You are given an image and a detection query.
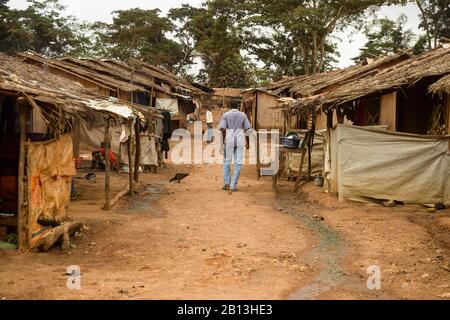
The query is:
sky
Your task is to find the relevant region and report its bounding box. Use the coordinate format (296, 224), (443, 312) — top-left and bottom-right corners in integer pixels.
(8, 0), (422, 68)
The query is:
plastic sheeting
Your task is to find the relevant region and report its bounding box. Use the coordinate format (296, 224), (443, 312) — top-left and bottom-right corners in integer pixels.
(27, 134), (76, 248)
(79, 119), (127, 156)
(79, 119), (158, 166)
(327, 125), (450, 204)
(85, 99), (144, 120)
(120, 135), (158, 166)
(156, 98), (179, 116)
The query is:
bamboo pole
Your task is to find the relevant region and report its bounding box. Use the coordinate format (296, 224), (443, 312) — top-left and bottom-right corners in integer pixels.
(134, 119), (141, 183)
(150, 85), (154, 107)
(128, 120), (135, 198)
(307, 111), (317, 180)
(73, 116), (81, 158)
(17, 97), (27, 250)
(104, 118), (111, 210)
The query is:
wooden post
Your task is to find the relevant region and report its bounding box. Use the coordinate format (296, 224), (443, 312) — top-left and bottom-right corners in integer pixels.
(326, 109), (333, 129)
(73, 117), (81, 159)
(252, 93), (261, 180)
(134, 119), (141, 183)
(104, 118), (111, 210)
(130, 65), (135, 104)
(150, 86), (154, 107)
(17, 97), (28, 250)
(307, 111), (317, 180)
(128, 121), (134, 198)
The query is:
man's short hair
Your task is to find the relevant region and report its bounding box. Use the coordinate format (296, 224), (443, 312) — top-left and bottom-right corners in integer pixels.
(230, 99), (240, 110)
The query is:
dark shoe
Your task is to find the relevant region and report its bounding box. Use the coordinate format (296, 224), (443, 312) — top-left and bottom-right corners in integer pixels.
(223, 185), (230, 191)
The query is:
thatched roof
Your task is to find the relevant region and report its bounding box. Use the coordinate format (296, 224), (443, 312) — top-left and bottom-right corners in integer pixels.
(269, 52), (412, 98)
(19, 53), (206, 96)
(18, 53), (146, 93)
(0, 53), (160, 129)
(289, 44), (450, 114)
(61, 57), (203, 95)
(429, 74), (450, 95)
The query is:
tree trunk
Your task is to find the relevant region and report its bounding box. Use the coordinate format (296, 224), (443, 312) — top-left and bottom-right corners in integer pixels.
(104, 119), (111, 210)
(37, 222), (83, 252)
(128, 129), (135, 198)
(17, 97), (28, 250)
(312, 31), (318, 74)
(318, 37), (326, 72)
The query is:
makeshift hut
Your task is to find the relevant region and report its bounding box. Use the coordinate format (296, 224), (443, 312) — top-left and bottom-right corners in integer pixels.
(212, 88), (244, 109)
(19, 53), (208, 130)
(241, 88), (285, 131)
(281, 44), (450, 204)
(289, 44), (450, 135)
(0, 53), (160, 251)
(269, 51), (412, 130)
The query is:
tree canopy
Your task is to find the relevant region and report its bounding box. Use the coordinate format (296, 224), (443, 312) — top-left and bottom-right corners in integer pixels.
(0, 0), (448, 87)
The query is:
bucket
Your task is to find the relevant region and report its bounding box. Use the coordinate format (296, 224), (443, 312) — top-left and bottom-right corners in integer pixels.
(314, 176), (324, 187)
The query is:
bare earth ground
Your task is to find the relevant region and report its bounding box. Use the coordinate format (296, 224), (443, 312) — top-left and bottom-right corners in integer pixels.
(0, 162), (449, 300)
(1, 109), (449, 300)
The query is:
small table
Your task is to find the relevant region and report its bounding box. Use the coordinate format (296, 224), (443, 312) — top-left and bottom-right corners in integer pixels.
(272, 145), (307, 192)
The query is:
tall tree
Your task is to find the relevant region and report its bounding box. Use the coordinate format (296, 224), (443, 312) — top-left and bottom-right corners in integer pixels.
(415, 0), (450, 49)
(89, 8), (188, 72)
(0, 0), (86, 56)
(354, 14), (415, 62)
(169, 3), (254, 87)
(242, 0), (405, 76)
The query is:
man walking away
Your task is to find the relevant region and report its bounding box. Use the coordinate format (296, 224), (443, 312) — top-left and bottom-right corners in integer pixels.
(206, 107), (214, 143)
(218, 100), (251, 192)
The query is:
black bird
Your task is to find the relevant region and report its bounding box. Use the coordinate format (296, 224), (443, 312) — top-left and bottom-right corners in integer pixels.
(85, 172), (96, 182)
(169, 173), (190, 183)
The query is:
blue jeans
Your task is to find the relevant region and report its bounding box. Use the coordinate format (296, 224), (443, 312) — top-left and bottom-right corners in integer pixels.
(224, 145), (244, 190)
(206, 123), (214, 142)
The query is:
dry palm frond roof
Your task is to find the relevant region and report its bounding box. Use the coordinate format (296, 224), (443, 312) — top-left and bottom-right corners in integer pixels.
(19, 53), (204, 95)
(429, 74), (450, 95)
(61, 57), (203, 95)
(18, 53), (146, 92)
(268, 52), (412, 97)
(289, 45), (450, 114)
(0, 53), (160, 127)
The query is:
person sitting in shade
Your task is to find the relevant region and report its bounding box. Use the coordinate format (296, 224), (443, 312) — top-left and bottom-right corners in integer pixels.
(92, 142), (117, 171)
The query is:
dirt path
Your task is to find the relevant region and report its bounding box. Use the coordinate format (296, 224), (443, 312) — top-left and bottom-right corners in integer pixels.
(0, 164), (315, 300)
(1, 161), (449, 300)
(276, 184), (450, 300)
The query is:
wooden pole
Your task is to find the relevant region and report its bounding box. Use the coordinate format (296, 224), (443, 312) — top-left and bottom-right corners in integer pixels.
(17, 97), (27, 250)
(134, 119), (141, 182)
(150, 85), (154, 107)
(73, 117), (81, 159)
(104, 118), (111, 210)
(128, 121), (134, 198)
(307, 111), (317, 180)
(110, 186), (131, 208)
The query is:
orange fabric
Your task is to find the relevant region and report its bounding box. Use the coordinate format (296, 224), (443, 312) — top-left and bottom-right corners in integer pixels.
(100, 148), (117, 165)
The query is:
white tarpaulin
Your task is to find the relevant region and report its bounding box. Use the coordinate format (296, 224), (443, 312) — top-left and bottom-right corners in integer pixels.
(120, 135), (158, 166)
(79, 120), (158, 165)
(85, 99), (144, 120)
(156, 98), (179, 116)
(79, 119), (127, 155)
(328, 125), (450, 204)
